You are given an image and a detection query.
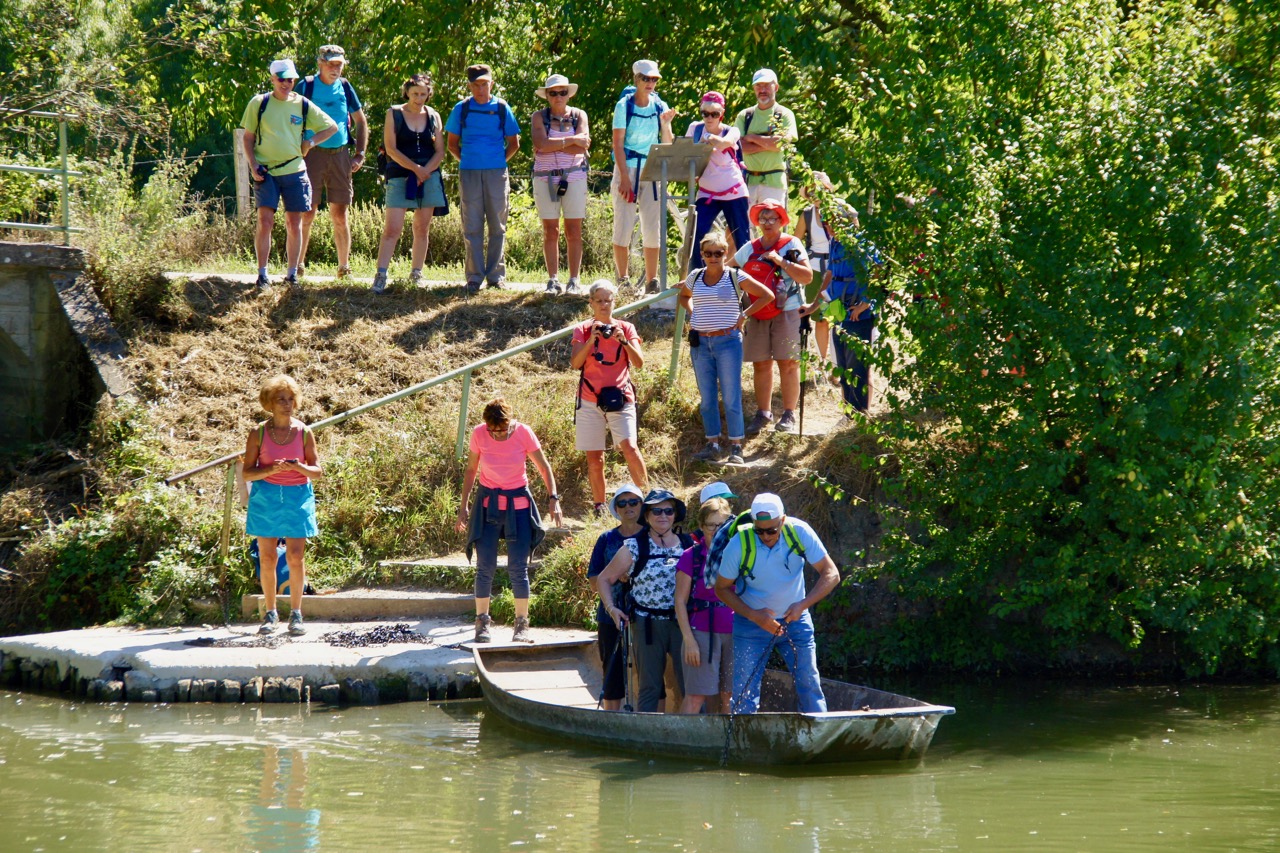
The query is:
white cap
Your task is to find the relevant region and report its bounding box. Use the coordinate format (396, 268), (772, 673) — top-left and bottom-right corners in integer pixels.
(699, 482), (738, 505)
(752, 68), (778, 85)
(269, 59), (300, 80)
(632, 59), (661, 78)
(751, 492), (785, 521)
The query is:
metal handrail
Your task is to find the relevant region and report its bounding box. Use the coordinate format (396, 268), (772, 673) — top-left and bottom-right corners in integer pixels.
(0, 107), (83, 244)
(165, 286), (687, 598)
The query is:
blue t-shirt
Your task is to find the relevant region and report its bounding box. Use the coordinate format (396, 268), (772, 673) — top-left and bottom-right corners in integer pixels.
(824, 236), (884, 318)
(612, 93), (668, 167)
(299, 76), (361, 148)
(588, 527), (635, 620)
(445, 97), (520, 170)
(717, 518), (828, 616)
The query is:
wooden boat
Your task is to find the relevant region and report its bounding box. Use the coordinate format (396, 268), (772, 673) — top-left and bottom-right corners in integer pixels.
(474, 639), (955, 766)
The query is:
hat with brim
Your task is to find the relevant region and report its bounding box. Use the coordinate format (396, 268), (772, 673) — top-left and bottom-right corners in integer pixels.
(269, 59), (300, 80)
(536, 74), (579, 100)
(642, 488), (687, 524)
(699, 481), (738, 504)
(318, 45), (346, 63)
(749, 198), (791, 228)
(608, 483), (645, 521)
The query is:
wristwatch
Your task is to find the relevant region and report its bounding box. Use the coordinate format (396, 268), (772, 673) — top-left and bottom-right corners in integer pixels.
(548, 493), (562, 501)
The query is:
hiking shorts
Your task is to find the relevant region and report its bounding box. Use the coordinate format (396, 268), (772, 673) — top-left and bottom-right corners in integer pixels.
(574, 401), (638, 451)
(255, 171), (313, 213)
(534, 178), (587, 220)
(304, 147), (354, 206)
(611, 169), (663, 249)
(743, 308), (802, 362)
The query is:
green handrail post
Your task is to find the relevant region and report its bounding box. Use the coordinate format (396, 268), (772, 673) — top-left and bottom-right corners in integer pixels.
(219, 461), (235, 616)
(456, 369), (473, 460)
(59, 119), (71, 245)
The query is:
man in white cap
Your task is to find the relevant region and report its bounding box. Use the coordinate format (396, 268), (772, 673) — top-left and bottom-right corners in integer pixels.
(713, 492), (840, 713)
(296, 44), (368, 280)
(240, 58), (338, 289)
(611, 59), (676, 294)
(446, 63), (522, 293)
(734, 69), (798, 210)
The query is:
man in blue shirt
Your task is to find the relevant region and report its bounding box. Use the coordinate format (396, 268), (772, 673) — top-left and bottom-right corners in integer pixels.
(297, 45), (368, 280)
(446, 64), (522, 293)
(714, 492), (841, 713)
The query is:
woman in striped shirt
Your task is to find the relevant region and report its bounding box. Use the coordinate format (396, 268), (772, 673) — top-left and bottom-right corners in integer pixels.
(677, 232), (774, 465)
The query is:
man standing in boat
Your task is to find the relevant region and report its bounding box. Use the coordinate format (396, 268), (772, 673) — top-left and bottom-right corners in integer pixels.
(713, 493), (840, 713)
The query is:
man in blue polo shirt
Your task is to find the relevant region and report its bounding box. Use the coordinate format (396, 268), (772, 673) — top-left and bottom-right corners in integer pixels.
(446, 64), (521, 293)
(714, 492), (841, 713)
(297, 44), (368, 280)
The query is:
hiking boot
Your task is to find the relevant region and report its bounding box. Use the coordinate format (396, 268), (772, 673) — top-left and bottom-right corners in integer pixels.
(336, 266), (351, 280)
(694, 441), (723, 462)
(474, 613), (492, 643)
(544, 277), (562, 295)
(371, 272), (388, 295)
(255, 273), (272, 291)
(745, 410), (773, 436)
(488, 279), (505, 289)
(258, 609), (279, 635)
(512, 615), (533, 644)
(409, 269), (424, 286)
(617, 275), (632, 293)
(288, 611), (306, 636)
(465, 280), (482, 295)
(775, 410), (798, 433)
(645, 277), (661, 294)
(727, 444), (745, 464)
(565, 277), (583, 296)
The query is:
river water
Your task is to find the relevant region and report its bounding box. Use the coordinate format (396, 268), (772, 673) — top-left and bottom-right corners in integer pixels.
(1, 681), (1277, 852)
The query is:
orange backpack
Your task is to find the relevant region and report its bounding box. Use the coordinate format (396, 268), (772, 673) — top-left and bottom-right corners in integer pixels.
(740, 237), (788, 321)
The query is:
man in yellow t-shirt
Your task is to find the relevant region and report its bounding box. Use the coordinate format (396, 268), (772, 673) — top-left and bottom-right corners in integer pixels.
(240, 59), (338, 289)
(735, 69), (798, 214)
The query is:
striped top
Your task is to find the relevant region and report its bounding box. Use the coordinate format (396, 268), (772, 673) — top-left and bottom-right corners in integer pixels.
(532, 108), (587, 183)
(685, 268), (743, 331)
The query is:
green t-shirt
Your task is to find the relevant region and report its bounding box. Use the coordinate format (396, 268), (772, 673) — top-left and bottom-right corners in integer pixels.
(734, 102), (797, 189)
(239, 92), (337, 176)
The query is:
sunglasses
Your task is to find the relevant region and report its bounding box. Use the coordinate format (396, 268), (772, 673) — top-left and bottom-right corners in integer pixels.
(701, 110), (722, 118)
(754, 524), (782, 538)
(614, 498), (642, 508)
(702, 250), (725, 258)
(275, 76), (295, 84)
(486, 425), (510, 436)
(639, 74), (660, 83)
(648, 506), (677, 516)
(547, 89), (570, 97)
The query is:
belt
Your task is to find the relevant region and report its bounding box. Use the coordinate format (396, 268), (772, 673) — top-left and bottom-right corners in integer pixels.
(532, 163), (587, 178)
(696, 326), (738, 337)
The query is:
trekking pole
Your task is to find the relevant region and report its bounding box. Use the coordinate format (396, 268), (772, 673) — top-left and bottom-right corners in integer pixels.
(798, 314), (812, 436)
(620, 621), (635, 713)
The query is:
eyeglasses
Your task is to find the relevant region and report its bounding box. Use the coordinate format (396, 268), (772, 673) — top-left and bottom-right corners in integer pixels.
(648, 506), (677, 516)
(701, 110), (722, 118)
(639, 74), (659, 83)
(754, 524), (782, 538)
(701, 250), (725, 258)
(486, 425), (510, 437)
(615, 498), (642, 508)
(547, 89), (570, 97)
(757, 212), (782, 223)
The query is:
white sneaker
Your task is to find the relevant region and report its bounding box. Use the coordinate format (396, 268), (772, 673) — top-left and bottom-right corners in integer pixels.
(565, 277), (583, 295)
(544, 277), (562, 294)
(371, 272), (388, 294)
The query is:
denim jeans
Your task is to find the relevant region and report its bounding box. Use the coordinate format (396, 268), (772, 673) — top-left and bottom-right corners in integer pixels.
(690, 330), (745, 441)
(731, 611), (826, 714)
(474, 505), (531, 599)
(833, 316), (875, 412)
(690, 196), (751, 270)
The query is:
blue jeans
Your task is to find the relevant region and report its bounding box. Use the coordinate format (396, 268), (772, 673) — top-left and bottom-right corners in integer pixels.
(474, 505), (532, 599)
(690, 330), (745, 441)
(833, 316), (875, 412)
(690, 196), (751, 269)
(731, 611), (826, 714)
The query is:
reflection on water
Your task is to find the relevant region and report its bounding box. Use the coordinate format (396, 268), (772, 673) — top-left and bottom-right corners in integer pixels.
(1, 682), (1278, 852)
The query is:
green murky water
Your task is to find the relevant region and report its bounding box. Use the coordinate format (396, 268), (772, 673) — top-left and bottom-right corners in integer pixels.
(1, 682), (1277, 851)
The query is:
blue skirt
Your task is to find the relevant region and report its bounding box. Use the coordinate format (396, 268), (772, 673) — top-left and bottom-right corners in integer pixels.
(246, 481), (319, 539)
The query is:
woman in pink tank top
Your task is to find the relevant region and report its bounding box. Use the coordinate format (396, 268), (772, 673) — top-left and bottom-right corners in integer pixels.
(243, 374), (323, 638)
(455, 398), (564, 644)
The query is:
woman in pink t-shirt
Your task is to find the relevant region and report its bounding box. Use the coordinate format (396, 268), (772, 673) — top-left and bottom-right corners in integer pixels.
(456, 398), (564, 643)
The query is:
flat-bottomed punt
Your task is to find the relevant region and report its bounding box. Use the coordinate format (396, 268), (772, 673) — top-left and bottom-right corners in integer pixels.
(475, 639), (954, 765)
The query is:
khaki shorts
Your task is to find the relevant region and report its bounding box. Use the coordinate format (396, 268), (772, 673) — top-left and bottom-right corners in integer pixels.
(683, 628), (733, 697)
(747, 182), (788, 208)
(304, 147), (354, 206)
(611, 169), (663, 249)
(743, 308), (801, 362)
(574, 401), (638, 451)
(534, 178), (588, 220)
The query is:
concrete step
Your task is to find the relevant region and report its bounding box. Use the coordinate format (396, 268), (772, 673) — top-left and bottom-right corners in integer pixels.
(242, 588), (474, 620)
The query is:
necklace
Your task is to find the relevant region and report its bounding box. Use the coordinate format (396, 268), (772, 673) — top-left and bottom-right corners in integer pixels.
(268, 422), (294, 444)
(651, 530), (675, 549)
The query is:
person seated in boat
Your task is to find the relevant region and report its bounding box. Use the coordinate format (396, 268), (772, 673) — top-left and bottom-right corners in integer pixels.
(713, 492), (841, 714)
(586, 483), (646, 710)
(596, 489), (694, 713)
(674, 498), (734, 714)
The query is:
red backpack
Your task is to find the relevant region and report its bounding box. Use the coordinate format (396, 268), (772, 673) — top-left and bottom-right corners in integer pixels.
(740, 237), (788, 321)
